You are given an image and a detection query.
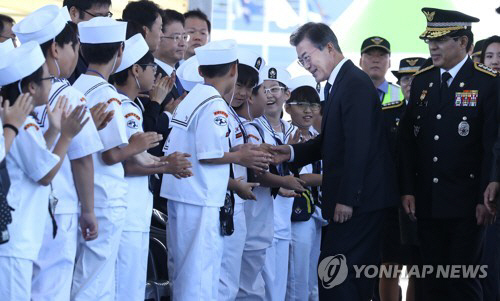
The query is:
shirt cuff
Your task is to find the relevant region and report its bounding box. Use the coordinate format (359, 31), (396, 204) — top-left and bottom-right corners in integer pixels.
(288, 145), (295, 162)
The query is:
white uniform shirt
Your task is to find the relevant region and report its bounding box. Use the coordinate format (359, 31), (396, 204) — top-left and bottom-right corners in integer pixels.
(161, 84), (230, 207)
(120, 95), (153, 232)
(256, 117), (296, 240)
(241, 117), (274, 250)
(33, 78), (103, 214)
(227, 109), (247, 204)
(72, 74), (129, 206)
(0, 116), (60, 260)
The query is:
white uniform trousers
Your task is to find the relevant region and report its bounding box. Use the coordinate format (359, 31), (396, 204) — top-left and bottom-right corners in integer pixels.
(167, 200), (223, 301)
(71, 205), (126, 301)
(219, 203), (247, 301)
(115, 231), (149, 301)
(262, 237), (290, 301)
(286, 218), (322, 301)
(32, 213), (78, 301)
(236, 248), (267, 300)
(0, 256), (33, 300)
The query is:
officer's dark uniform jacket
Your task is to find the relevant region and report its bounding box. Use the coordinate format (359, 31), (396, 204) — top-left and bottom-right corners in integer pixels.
(399, 58), (499, 219)
(382, 100), (406, 157)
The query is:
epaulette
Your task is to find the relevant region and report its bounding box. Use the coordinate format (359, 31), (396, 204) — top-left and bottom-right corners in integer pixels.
(382, 100), (404, 110)
(474, 62), (497, 77)
(413, 65), (434, 76)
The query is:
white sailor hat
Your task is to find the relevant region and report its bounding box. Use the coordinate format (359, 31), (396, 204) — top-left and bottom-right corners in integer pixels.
(237, 48), (265, 72)
(288, 75), (320, 93)
(195, 39), (237, 66)
(258, 65), (291, 87)
(78, 17), (127, 44)
(13, 5), (71, 44)
(115, 34), (149, 73)
(0, 41), (45, 86)
(0, 40), (14, 57)
(176, 55), (203, 91)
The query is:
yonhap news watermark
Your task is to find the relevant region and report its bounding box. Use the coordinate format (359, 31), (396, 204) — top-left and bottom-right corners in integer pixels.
(318, 254), (488, 289)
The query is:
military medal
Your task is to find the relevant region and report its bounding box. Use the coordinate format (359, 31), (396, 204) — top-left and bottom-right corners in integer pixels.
(458, 121), (470, 136)
(420, 90), (427, 100)
(429, 82), (433, 88)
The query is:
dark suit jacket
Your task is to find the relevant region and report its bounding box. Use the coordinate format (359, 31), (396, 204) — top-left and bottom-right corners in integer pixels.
(292, 60), (398, 219)
(399, 58), (498, 219)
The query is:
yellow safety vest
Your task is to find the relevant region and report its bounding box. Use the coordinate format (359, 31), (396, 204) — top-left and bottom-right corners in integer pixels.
(381, 83), (403, 105)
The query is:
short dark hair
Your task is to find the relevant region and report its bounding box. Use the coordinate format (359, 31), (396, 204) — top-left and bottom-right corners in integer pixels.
(40, 22), (79, 56)
(0, 14), (14, 34)
(0, 65), (44, 103)
(199, 60), (237, 79)
(63, 0), (111, 20)
(110, 51), (155, 85)
(122, 0), (162, 30)
(290, 22), (342, 53)
(237, 65), (259, 88)
(480, 35), (500, 64)
(288, 86), (320, 104)
(125, 19), (146, 39)
(162, 9), (185, 32)
(81, 42), (122, 65)
(448, 29), (474, 52)
(183, 9), (211, 33)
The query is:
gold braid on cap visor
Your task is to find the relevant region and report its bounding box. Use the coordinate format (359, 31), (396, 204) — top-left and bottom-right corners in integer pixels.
(420, 26), (468, 39)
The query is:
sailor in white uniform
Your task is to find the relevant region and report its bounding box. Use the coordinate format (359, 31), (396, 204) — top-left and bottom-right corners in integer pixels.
(218, 48), (264, 301)
(12, 6), (104, 300)
(112, 33), (192, 301)
(235, 66), (306, 300)
(161, 39), (270, 301)
(0, 41), (88, 300)
(71, 17), (162, 301)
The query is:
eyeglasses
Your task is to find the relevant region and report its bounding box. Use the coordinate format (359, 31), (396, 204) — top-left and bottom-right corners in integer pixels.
(297, 48), (319, 68)
(161, 34), (190, 42)
(263, 86), (285, 96)
(139, 64), (158, 73)
(288, 102), (321, 111)
(81, 9), (113, 18)
(424, 36), (459, 44)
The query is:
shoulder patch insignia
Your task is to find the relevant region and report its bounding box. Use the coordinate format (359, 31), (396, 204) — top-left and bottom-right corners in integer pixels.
(125, 112), (141, 120)
(474, 62), (497, 77)
(382, 100), (404, 110)
(107, 98), (122, 106)
(414, 65), (435, 77)
(80, 97), (86, 103)
(268, 68), (277, 79)
(24, 123), (40, 131)
(127, 119), (139, 129)
(214, 115), (228, 126)
(214, 110), (228, 118)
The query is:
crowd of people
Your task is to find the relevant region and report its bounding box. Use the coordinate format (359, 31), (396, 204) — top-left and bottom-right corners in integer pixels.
(0, 1), (499, 301)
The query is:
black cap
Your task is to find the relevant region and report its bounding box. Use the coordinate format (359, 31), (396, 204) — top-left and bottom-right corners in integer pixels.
(391, 57), (426, 79)
(496, 6), (500, 14)
(472, 39), (486, 57)
(361, 36), (390, 54)
(419, 7), (479, 40)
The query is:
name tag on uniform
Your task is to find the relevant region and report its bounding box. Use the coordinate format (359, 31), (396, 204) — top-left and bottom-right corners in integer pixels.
(455, 90), (478, 107)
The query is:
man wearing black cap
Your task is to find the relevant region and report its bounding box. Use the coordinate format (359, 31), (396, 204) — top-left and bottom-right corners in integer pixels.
(360, 36), (402, 105)
(471, 39), (486, 63)
(398, 7), (498, 301)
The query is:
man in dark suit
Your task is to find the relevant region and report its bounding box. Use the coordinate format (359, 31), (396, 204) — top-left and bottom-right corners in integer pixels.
(271, 22), (398, 300)
(398, 8), (498, 301)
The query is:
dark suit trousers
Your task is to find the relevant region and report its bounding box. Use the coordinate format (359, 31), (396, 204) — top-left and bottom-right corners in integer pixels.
(319, 209), (386, 301)
(417, 218), (485, 301)
(481, 218), (500, 301)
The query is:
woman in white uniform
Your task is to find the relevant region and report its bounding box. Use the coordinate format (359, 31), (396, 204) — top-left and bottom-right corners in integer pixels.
(0, 41), (89, 300)
(285, 75), (327, 301)
(111, 33), (192, 301)
(12, 6), (105, 300)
